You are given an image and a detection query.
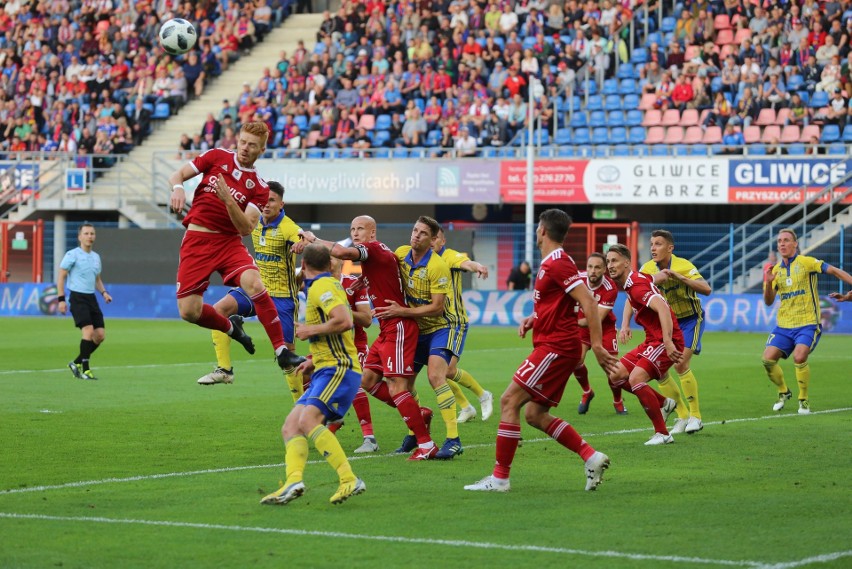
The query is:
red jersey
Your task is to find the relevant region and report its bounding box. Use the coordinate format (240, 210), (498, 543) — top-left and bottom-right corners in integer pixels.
(575, 272), (618, 333)
(342, 273), (370, 354)
(623, 271), (684, 346)
(531, 249), (584, 356)
(354, 240), (408, 331)
(185, 148), (269, 236)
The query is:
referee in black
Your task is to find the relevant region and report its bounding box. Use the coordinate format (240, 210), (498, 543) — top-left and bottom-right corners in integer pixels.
(57, 223), (112, 380)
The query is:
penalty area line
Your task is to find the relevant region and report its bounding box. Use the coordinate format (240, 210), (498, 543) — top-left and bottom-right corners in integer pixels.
(0, 511), (763, 567)
(1, 408), (849, 497)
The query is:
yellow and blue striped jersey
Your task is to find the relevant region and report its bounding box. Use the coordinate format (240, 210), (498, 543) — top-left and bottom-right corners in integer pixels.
(252, 210), (302, 299)
(436, 245), (471, 327)
(640, 254), (704, 319)
(769, 254), (826, 328)
(395, 245), (455, 335)
(304, 273), (361, 373)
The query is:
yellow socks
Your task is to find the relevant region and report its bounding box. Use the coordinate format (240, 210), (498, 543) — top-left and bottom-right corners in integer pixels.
(762, 359), (788, 392)
(285, 370), (304, 402)
(284, 435), (309, 486)
(309, 425), (355, 484)
(452, 368), (485, 398)
(434, 383), (458, 439)
(658, 373), (689, 420)
(447, 379), (471, 409)
(678, 369), (701, 420)
(794, 362), (810, 400)
(212, 330), (232, 370)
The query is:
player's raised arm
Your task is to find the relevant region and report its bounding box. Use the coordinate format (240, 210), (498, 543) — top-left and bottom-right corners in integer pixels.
(168, 162), (198, 215)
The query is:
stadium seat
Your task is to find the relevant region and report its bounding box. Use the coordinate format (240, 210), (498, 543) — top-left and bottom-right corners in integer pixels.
(689, 144), (709, 156)
(786, 75), (803, 92)
(799, 125), (821, 142)
(305, 131), (321, 148)
(609, 127), (627, 144)
(747, 144), (766, 156)
(821, 124), (841, 143)
(651, 145), (669, 156)
(702, 126), (723, 144)
(787, 143), (806, 155)
(618, 79), (637, 95)
(633, 145), (649, 156)
(843, 126), (852, 142)
(644, 32), (662, 47)
(761, 125), (781, 144)
(589, 111), (607, 128)
(373, 130), (391, 147)
(661, 16), (676, 33)
(715, 29), (734, 45)
(535, 129), (550, 145)
(612, 144), (631, 156)
(661, 109), (680, 127)
(673, 144), (689, 156)
(586, 95), (603, 111)
(743, 126), (761, 144)
(774, 108), (792, 125)
(645, 126), (665, 144)
(570, 112), (588, 128)
(642, 109), (662, 127)
(616, 63), (635, 79)
(592, 127), (609, 145)
(294, 115), (309, 130)
(481, 147), (498, 158)
(734, 29), (752, 44)
(826, 142), (847, 155)
(622, 93), (640, 111)
(625, 109), (643, 127)
(754, 108), (777, 127)
(809, 92), (829, 108)
(607, 111), (625, 127)
(628, 126), (646, 144)
(604, 95), (622, 111)
(781, 125), (801, 144)
(602, 79), (619, 95)
(373, 148), (390, 158)
(663, 127), (684, 144)
(638, 93), (657, 110)
(375, 114), (392, 131)
(358, 114), (376, 130)
(557, 146), (575, 157)
(710, 76), (723, 94)
(425, 129), (442, 147)
(684, 45), (700, 60)
(714, 14), (731, 30)
(573, 128), (591, 145)
(306, 148), (324, 159)
(391, 147), (409, 158)
(555, 127), (572, 145)
(152, 103), (171, 120)
(309, 114), (322, 127)
(683, 126), (703, 144)
(538, 146), (557, 158)
(680, 109), (699, 127)
(630, 48), (647, 64)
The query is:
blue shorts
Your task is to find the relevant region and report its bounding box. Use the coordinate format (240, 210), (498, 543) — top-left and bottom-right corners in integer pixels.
(228, 288), (296, 344)
(413, 328), (458, 371)
(766, 325), (821, 358)
(297, 366), (361, 422)
(678, 312), (706, 354)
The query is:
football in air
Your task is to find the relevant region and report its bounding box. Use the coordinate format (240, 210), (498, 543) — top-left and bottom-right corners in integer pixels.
(159, 18), (197, 55)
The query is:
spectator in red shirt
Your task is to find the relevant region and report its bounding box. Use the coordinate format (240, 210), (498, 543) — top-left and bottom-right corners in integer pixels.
(671, 74), (694, 111)
(504, 66), (527, 98)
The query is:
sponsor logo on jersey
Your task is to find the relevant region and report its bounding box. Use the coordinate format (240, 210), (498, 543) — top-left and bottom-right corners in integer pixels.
(246, 179), (255, 189)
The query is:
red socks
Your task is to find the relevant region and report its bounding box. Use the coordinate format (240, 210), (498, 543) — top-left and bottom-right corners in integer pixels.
(494, 421), (522, 479)
(352, 389), (374, 437)
(393, 391), (431, 444)
(195, 304), (231, 333)
(573, 363), (591, 392)
(631, 382), (668, 434)
(250, 290), (285, 351)
(545, 418), (595, 461)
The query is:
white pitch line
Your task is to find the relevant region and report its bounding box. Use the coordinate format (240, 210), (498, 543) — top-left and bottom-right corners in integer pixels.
(754, 551), (852, 569)
(0, 512), (764, 567)
(1, 408), (848, 496)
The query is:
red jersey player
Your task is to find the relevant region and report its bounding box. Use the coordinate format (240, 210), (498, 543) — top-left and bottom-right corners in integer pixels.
(606, 244), (685, 446)
(168, 121), (304, 371)
(465, 209), (618, 493)
(303, 215), (438, 460)
(571, 252), (627, 415)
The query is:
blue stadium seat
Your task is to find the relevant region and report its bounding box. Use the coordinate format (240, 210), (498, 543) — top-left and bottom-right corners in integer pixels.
(604, 95), (622, 111)
(557, 146), (575, 157)
(644, 32), (662, 47)
(843, 126), (852, 142)
(623, 94), (640, 111)
(631, 48), (648, 64)
(373, 130), (391, 147)
(373, 148), (391, 158)
(625, 109), (643, 127)
(323, 149), (338, 159)
(633, 145), (649, 156)
(787, 143), (806, 155)
(585, 80), (598, 96)
(391, 148), (409, 158)
(809, 91), (829, 108)
(498, 147), (517, 158)
(480, 147), (498, 158)
(821, 124), (841, 143)
(602, 79), (619, 95)
(539, 145), (557, 158)
(425, 129), (442, 147)
(570, 112), (588, 128)
(661, 17), (676, 33)
(306, 148), (324, 159)
(274, 115), (288, 131)
(535, 129), (550, 145)
(293, 115), (308, 130)
(628, 126), (646, 144)
(152, 102), (171, 120)
(607, 111), (625, 127)
(651, 145), (669, 156)
(555, 128), (572, 145)
(673, 144), (689, 156)
(616, 63), (635, 80)
(609, 127), (627, 144)
(573, 128), (591, 145)
(710, 77), (723, 93)
(376, 114), (392, 131)
(689, 144), (709, 156)
(586, 95), (603, 111)
(786, 75), (803, 91)
(618, 79), (637, 95)
(592, 127), (609, 145)
(747, 144), (766, 156)
(612, 144), (631, 156)
(589, 111), (607, 128)
(826, 142), (847, 155)
(272, 131), (284, 148)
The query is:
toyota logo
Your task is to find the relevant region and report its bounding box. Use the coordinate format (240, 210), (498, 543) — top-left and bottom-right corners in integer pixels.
(597, 165), (620, 183)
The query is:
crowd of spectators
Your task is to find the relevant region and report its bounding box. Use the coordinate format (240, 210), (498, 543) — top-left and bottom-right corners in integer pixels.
(189, 0), (852, 157)
(0, 0), (284, 163)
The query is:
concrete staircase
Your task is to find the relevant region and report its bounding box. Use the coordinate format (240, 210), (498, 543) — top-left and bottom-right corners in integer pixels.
(10, 14), (323, 227)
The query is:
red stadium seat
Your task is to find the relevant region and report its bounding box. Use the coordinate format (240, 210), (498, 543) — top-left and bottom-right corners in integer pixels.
(761, 125), (781, 144)
(680, 109), (699, 127)
(743, 126), (761, 144)
(754, 108), (776, 126)
(799, 124), (821, 143)
(734, 29), (753, 44)
(683, 126), (704, 144)
(702, 126), (723, 144)
(638, 93), (658, 110)
(641, 109), (662, 126)
(714, 14), (731, 30)
(663, 126), (684, 144)
(645, 126), (665, 144)
(775, 108), (792, 125)
(780, 125), (801, 143)
(715, 29), (734, 45)
(684, 45), (700, 60)
(358, 114), (376, 130)
(719, 44), (736, 59)
(661, 109), (681, 127)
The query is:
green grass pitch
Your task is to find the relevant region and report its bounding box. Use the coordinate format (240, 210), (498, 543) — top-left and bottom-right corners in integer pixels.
(1, 317), (850, 568)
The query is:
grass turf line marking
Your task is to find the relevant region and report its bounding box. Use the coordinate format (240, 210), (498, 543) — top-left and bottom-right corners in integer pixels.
(2, 408), (848, 496)
(0, 512), (766, 567)
(754, 552), (852, 569)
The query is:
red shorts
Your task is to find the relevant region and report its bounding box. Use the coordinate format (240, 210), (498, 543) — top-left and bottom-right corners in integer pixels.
(512, 346), (580, 407)
(620, 340), (679, 380)
(176, 231), (258, 298)
(364, 318), (419, 379)
(580, 326), (619, 355)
